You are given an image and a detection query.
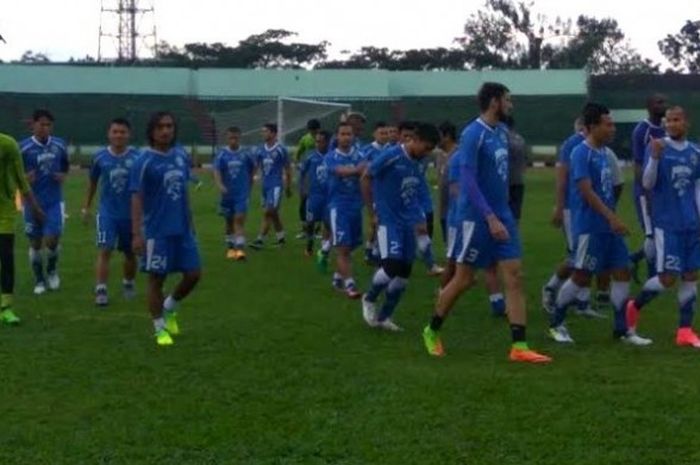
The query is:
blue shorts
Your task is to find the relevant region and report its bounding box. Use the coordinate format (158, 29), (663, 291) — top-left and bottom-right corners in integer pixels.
(142, 233), (202, 275)
(24, 202), (64, 239)
(377, 223), (416, 262)
(573, 232), (629, 274)
(455, 217), (521, 268)
(219, 197), (249, 219)
(262, 186), (282, 210)
(306, 195), (328, 224)
(654, 228), (700, 274)
(633, 193), (653, 237)
(96, 214), (132, 253)
(330, 205), (362, 250)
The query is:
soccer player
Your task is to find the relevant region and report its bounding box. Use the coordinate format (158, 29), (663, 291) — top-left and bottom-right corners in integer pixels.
(361, 123), (440, 331)
(548, 103), (650, 346)
(626, 106), (700, 348)
(330, 112), (366, 151)
(360, 121), (390, 265)
(0, 133), (44, 324)
(504, 116), (527, 223)
(629, 94), (667, 281)
(326, 122), (366, 299)
(250, 123), (292, 249)
(130, 111), (202, 347)
(387, 124), (400, 146)
(439, 122), (506, 317)
(422, 83), (551, 363)
(81, 118), (140, 306)
(213, 126), (254, 261)
(298, 129), (331, 260)
(20, 109), (69, 295)
(295, 119), (321, 239)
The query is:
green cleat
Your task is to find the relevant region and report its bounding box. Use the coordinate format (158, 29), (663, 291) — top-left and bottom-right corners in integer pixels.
(155, 329), (174, 346)
(422, 326), (445, 357)
(316, 249), (329, 274)
(0, 308), (21, 326)
(164, 312), (180, 336)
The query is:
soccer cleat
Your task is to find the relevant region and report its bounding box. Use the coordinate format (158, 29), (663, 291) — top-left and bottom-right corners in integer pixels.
(275, 237), (286, 247)
(164, 312), (180, 336)
(295, 232), (307, 240)
(316, 250), (329, 273)
(574, 305), (608, 319)
(249, 239), (264, 250)
(620, 330), (653, 346)
(509, 347), (552, 364)
(377, 318), (403, 332)
(676, 328), (700, 348)
(332, 276), (344, 292)
(345, 284), (362, 300)
(226, 249), (238, 260)
(235, 250), (247, 261)
(422, 326), (445, 357)
(47, 273), (60, 291)
(0, 308), (21, 326)
(95, 288), (109, 307)
(361, 294), (378, 327)
(625, 300), (640, 331)
(123, 282), (136, 300)
(155, 329), (174, 346)
(33, 282), (47, 296)
(548, 325), (575, 343)
(427, 264), (445, 277)
(541, 286), (556, 314)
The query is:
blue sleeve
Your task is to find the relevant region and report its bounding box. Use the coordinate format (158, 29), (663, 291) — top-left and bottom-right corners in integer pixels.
(368, 151), (395, 178)
(457, 128), (494, 219)
(23, 150), (36, 173)
(89, 155), (101, 182)
(281, 147), (290, 166)
(558, 139), (571, 166)
(59, 145), (69, 173)
(571, 148), (590, 183)
(129, 156), (145, 194)
(215, 153), (226, 175)
(632, 124), (646, 166)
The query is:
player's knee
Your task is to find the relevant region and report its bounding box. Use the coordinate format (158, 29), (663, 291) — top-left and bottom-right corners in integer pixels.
(381, 259), (403, 279)
(572, 270), (591, 287)
(659, 273), (677, 288)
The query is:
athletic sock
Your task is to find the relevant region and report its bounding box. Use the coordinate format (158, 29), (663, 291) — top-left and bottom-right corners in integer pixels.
(417, 234), (435, 268)
(575, 286), (591, 311)
(234, 235), (246, 250)
(344, 278), (356, 290)
(510, 324), (527, 347)
(153, 317), (166, 332)
(489, 293), (506, 316)
(429, 314), (444, 331)
(545, 273), (563, 290)
(551, 278), (582, 327)
(46, 247), (59, 275)
(378, 277), (407, 321)
(634, 275), (666, 309)
(225, 234), (235, 249)
(29, 248), (45, 284)
(321, 240), (331, 253)
(678, 281), (697, 328)
(611, 281), (630, 336)
(366, 268), (391, 302)
(275, 231), (286, 241)
(163, 295), (178, 313)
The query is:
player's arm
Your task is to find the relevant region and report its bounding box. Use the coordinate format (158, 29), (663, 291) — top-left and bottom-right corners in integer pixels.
(213, 156), (227, 194)
(283, 149), (292, 197)
(361, 153), (389, 221)
(632, 126), (645, 189)
(54, 144), (69, 183)
(129, 159), (146, 255)
(552, 144), (569, 227)
(9, 139), (44, 223)
(298, 158), (310, 196)
(642, 140), (664, 190)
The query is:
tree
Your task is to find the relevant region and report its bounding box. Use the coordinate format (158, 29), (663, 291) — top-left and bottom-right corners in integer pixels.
(15, 50), (50, 64)
(659, 20), (700, 73)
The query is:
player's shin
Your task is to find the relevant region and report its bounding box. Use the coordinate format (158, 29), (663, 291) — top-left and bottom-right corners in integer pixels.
(551, 278), (583, 327)
(29, 247), (45, 284)
(378, 277), (407, 322)
(678, 281), (697, 329)
(611, 280), (631, 336)
(366, 267), (391, 302)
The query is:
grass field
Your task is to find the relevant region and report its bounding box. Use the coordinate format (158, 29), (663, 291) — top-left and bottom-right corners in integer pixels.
(2, 168), (700, 465)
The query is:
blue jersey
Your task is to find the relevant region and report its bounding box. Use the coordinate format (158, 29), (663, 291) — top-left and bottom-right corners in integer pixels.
(20, 136), (69, 207)
(129, 146), (192, 238)
(415, 156), (433, 214)
(369, 144), (424, 227)
(570, 142), (616, 234)
(90, 147), (140, 220)
(361, 141), (386, 162)
(646, 139), (700, 231)
(256, 143), (289, 189)
(456, 118), (511, 221)
(325, 147), (364, 209)
(300, 150), (329, 199)
(558, 132), (585, 210)
(215, 147), (254, 201)
(632, 119), (666, 194)
(446, 151), (460, 226)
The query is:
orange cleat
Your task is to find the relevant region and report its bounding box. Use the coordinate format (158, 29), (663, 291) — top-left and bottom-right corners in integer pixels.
(676, 327), (700, 348)
(509, 348), (552, 364)
(226, 249), (237, 260)
(235, 250), (247, 261)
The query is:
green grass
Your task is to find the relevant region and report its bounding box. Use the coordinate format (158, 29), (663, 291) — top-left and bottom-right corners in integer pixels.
(2, 169), (700, 465)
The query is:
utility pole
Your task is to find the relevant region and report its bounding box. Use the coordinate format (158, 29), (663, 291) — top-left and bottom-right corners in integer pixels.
(98, 0), (157, 63)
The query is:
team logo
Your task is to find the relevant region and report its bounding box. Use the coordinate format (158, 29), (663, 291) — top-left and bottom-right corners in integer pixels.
(125, 158), (134, 169)
(400, 176), (421, 205)
(175, 156), (185, 168)
(315, 164), (328, 183)
(37, 152), (55, 176)
(163, 169), (184, 201)
(228, 159), (243, 179)
(494, 148), (509, 182)
(671, 165), (693, 196)
(109, 167), (129, 194)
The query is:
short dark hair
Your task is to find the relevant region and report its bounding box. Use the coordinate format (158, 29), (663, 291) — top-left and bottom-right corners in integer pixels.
(109, 117), (131, 130)
(477, 82), (510, 112)
(413, 122), (440, 147)
(581, 102), (610, 129)
(374, 121), (387, 130)
(438, 121), (457, 141)
(146, 111), (178, 146)
(32, 109), (54, 122)
(398, 121), (417, 133)
(307, 119), (321, 131)
(317, 130), (331, 142)
(226, 126), (241, 134)
(263, 123), (278, 134)
(336, 122), (353, 133)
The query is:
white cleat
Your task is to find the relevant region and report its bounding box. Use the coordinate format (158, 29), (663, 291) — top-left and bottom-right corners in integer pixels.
(47, 273), (60, 291)
(33, 282), (47, 295)
(377, 318), (403, 332)
(427, 264), (445, 276)
(574, 306), (608, 319)
(548, 325), (575, 343)
(621, 330), (653, 346)
(362, 294), (378, 327)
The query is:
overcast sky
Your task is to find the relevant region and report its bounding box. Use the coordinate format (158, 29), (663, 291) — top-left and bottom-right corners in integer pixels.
(0, 0), (693, 65)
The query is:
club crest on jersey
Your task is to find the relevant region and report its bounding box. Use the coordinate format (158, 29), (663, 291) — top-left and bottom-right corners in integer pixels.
(175, 156), (185, 168)
(400, 176), (420, 204)
(125, 158), (134, 169)
(495, 148), (509, 181)
(671, 165), (693, 196)
(109, 167), (129, 194)
(163, 170), (184, 201)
